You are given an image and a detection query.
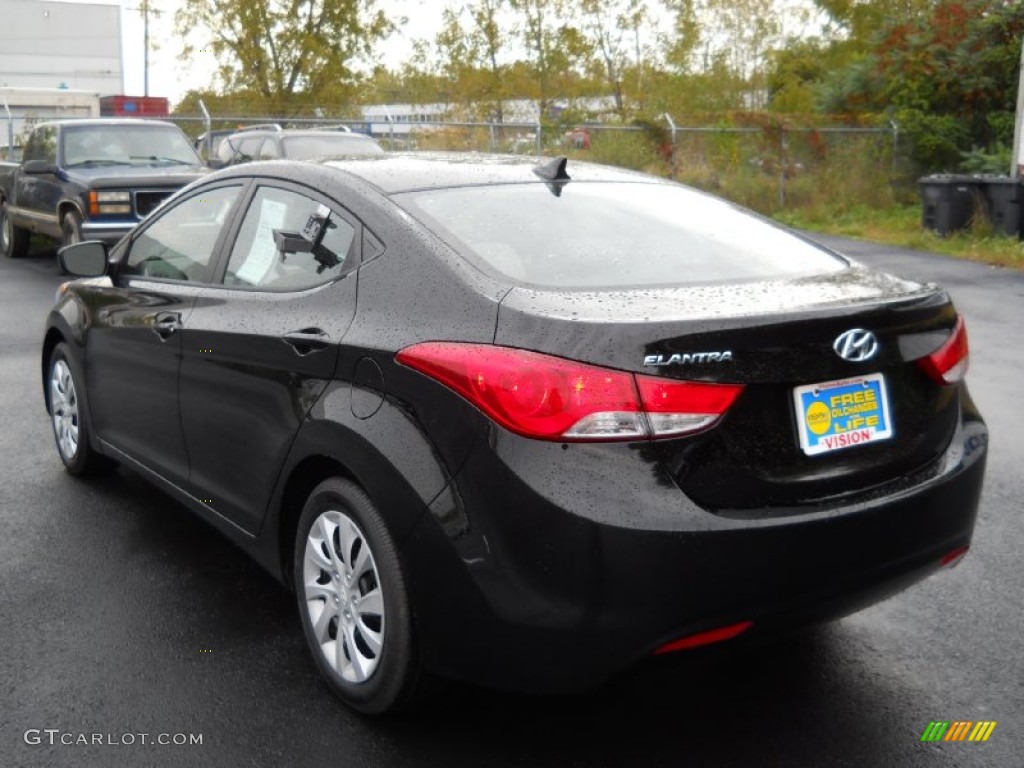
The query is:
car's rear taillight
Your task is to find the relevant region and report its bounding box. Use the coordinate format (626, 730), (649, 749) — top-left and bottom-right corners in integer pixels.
(635, 374), (744, 438)
(917, 315), (969, 385)
(396, 342), (744, 443)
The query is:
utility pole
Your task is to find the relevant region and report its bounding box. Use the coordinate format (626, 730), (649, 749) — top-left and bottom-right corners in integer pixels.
(1012, 33), (1024, 177)
(142, 0), (151, 97)
(127, 2), (159, 96)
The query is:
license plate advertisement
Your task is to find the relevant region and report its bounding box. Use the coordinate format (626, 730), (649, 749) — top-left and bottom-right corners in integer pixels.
(793, 373), (894, 456)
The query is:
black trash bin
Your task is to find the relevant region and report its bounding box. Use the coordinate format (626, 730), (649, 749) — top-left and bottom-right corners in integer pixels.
(979, 176), (1023, 237)
(918, 175), (980, 236)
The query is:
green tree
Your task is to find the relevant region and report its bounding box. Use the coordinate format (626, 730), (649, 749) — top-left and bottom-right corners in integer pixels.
(820, 0), (1024, 170)
(662, 0), (702, 74)
(509, 0), (591, 118)
(659, 0), (784, 111)
(433, 1), (512, 121)
(765, 0), (936, 116)
(174, 88), (269, 118)
(580, 0), (649, 118)
(765, 38), (835, 113)
(175, 0), (391, 116)
(703, 0), (781, 109)
(361, 64), (451, 106)
(466, 0), (512, 121)
(812, 0), (936, 52)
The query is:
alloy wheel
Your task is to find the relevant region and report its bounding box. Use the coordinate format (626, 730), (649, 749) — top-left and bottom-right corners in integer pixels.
(302, 509), (386, 684)
(50, 359), (79, 460)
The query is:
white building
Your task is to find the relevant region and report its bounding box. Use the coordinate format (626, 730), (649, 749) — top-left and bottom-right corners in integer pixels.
(0, 0), (123, 93)
(359, 96), (620, 136)
(1, 86), (101, 156)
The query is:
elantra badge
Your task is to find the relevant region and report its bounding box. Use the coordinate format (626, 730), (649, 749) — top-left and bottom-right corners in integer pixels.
(833, 329), (879, 362)
(644, 351), (733, 366)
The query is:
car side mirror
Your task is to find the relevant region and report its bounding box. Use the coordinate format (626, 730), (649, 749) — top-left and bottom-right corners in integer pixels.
(206, 158), (226, 170)
(23, 159), (57, 175)
(58, 241), (108, 277)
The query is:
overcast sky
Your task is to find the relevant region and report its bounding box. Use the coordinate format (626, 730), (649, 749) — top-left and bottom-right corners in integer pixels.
(53, 0), (815, 110)
(54, 0), (438, 107)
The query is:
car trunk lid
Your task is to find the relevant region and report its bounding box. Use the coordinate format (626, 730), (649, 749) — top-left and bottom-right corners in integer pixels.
(495, 267), (961, 512)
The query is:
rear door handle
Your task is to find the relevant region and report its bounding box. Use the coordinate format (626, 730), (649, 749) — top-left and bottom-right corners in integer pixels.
(282, 327), (330, 356)
(152, 312), (182, 340)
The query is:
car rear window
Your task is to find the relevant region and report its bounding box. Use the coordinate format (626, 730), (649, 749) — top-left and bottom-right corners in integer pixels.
(394, 182), (845, 288)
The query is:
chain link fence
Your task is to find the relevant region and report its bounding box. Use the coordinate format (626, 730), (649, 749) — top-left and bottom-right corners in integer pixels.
(172, 114), (903, 215)
(3, 109), (903, 216)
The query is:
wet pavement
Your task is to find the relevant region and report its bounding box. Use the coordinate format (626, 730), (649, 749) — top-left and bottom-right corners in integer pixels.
(1, 236), (1020, 767)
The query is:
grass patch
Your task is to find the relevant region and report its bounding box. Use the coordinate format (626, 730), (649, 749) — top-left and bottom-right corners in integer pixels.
(774, 203), (1024, 269)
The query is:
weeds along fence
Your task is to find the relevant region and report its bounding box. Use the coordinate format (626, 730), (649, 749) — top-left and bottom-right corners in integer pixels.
(175, 115), (902, 217)
(573, 123), (904, 216)
(4, 110), (902, 218)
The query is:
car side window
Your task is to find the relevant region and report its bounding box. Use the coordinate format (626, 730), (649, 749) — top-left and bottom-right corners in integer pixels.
(241, 138), (264, 162)
(24, 127), (56, 163)
(223, 186), (357, 291)
(122, 185), (241, 283)
(258, 139), (281, 160)
(216, 137), (236, 164)
(218, 136), (260, 165)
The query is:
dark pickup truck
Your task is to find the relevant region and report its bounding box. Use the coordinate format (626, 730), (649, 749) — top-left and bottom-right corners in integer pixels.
(0, 119), (208, 258)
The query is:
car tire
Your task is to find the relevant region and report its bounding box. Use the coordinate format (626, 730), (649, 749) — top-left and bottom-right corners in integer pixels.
(47, 342), (116, 476)
(1, 204), (30, 258)
(62, 209), (83, 248)
(293, 477), (424, 715)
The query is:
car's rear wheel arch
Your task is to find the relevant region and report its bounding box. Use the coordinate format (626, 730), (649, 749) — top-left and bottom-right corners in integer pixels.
(41, 328), (68, 412)
(272, 436), (432, 593)
(278, 454), (362, 589)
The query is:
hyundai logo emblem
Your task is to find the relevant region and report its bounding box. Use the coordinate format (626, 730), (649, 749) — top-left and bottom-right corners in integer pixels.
(834, 329), (879, 362)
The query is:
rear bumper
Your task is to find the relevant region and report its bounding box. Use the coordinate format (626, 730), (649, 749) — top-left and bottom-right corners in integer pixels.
(400, 409), (987, 694)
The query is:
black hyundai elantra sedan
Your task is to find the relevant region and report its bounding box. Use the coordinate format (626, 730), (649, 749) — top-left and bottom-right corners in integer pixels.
(43, 154), (987, 714)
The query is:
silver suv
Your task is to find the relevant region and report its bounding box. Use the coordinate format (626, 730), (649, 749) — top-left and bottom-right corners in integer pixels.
(216, 125), (384, 166)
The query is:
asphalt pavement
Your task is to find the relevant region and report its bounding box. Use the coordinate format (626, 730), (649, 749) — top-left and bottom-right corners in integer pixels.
(1, 236), (1021, 767)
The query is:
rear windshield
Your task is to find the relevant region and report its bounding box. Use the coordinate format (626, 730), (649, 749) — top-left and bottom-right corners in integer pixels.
(282, 135), (384, 160)
(394, 182), (845, 288)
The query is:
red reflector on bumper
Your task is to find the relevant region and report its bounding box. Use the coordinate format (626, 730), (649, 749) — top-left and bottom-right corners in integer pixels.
(654, 620), (754, 655)
(939, 545), (970, 568)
